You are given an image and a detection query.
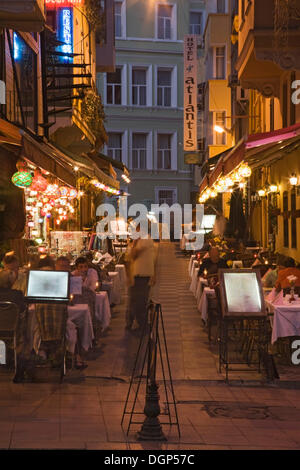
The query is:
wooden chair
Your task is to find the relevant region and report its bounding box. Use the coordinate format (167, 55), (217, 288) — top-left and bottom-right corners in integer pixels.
(0, 302), (19, 373)
(34, 304), (68, 381)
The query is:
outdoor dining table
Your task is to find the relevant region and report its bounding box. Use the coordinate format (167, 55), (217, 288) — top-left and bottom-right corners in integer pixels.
(195, 277), (209, 304)
(67, 304), (94, 353)
(108, 271), (122, 305)
(95, 291), (111, 331)
(115, 264), (127, 288)
(266, 296), (300, 344)
(188, 255), (197, 277)
(27, 303), (94, 354)
(197, 286), (216, 322)
(189, 264), (199, 296)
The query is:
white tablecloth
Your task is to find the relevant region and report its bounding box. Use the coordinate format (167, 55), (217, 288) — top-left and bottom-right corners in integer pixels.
(232, 260), (243, 269)
(266, 298), (300, 344)
(95, 292), (111, 331)
(188, 255), (196, 277)
(28, 304), (94, 354)
(115, 264), (127, 288)
(67, 304), (94, 352)
(197, 287), (216, 322)
(108, 271), (121, 305)
(189, 268), (199, 296)
(195, 277), (209, 304)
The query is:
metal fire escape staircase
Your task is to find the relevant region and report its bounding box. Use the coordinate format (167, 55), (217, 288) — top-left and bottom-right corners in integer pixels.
(41, 27), (92, 136)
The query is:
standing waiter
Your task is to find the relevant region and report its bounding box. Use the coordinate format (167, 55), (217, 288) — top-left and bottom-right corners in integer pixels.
(126, 224), (156, 333)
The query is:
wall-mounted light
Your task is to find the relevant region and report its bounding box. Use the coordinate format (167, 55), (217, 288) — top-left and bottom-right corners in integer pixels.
(269, 184), (278, 193)
(258, 189), (266, 198)
(289, 174), (298, 186)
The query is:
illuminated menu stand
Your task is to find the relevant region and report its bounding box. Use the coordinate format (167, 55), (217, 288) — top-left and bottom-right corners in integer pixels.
(217, 269), (269, 382)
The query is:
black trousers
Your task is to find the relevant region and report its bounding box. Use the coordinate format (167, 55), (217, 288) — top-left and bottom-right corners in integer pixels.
(127, 276), (150, 329)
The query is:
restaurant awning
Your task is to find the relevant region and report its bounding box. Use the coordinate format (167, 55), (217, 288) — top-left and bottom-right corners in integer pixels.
(52, 144), (120, 190)
(0, 118), (22, 147)
(21, 132), (76, 187)
(87, 150), (130, 178)
(199, 124), (300, 194)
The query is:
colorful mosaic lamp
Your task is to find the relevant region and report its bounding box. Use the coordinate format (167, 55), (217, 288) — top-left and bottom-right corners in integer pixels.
(11, 160), (33, 188)
(30, 169), (48, 192)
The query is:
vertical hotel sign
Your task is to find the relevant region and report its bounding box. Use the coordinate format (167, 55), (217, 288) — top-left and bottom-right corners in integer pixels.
(184, 35), (198, 152)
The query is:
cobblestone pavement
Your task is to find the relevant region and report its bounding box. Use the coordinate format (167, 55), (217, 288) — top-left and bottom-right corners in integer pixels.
(0, 242), (300, 450)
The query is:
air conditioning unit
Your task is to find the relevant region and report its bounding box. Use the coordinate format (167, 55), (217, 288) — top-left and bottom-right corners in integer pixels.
(236, 86), (249, 102)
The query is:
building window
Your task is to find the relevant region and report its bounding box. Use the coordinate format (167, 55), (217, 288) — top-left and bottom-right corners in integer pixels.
(11, 33), (37, 132)
(106, 67), (122, 105)
(291, 189), (297, 249)
(157, 4), (173, 40)
(157, 134), (172, 170)
(215, 46), (226, 79)
(132, 68), (147, 106)
(157, 69), (172, 107)
(217, 0), (226, 13)
(157, 189), (176, 205)
(132, 133), (147, 169)
(215, 112), (226, 145)
(115, 1), (122, 38)
(189, 11), (202, 35)
(283, 191), (289, 248)
(108, 132), (122, 162)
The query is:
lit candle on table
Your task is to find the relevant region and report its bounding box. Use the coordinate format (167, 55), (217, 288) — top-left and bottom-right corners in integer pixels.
(204, 269), (208, 277)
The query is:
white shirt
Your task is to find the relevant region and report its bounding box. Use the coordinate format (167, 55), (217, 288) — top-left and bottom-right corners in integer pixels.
(131, 238), (155, 278)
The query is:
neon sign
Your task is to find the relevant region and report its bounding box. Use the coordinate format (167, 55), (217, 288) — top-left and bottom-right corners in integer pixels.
(13, 33), (22, 61)
(45, 0), (83, 8)
(57, 7), (73, 62)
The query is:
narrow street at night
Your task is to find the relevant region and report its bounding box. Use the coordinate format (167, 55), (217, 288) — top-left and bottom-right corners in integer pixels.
(1, 0), (300, 456)
(1, 242), (300, 450)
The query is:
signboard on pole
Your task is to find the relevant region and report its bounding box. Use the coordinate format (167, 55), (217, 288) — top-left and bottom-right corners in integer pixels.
(183, 35), (198, 152)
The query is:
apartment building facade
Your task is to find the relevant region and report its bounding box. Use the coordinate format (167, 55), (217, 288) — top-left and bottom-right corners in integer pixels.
(97, 0), (205, 208)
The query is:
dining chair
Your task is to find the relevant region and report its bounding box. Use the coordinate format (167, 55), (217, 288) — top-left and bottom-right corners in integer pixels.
(0, 302), (19, 373)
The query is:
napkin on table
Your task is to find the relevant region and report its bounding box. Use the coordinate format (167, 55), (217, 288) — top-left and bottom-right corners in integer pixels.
(265, 288), (277, 303)
(273, 290), (284, 305)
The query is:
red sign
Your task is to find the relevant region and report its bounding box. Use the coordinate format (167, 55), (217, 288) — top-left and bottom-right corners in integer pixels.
(45, 0), (83, 8)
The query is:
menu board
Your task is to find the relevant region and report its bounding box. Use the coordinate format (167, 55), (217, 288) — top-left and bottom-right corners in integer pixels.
(219, 269), (266, 318)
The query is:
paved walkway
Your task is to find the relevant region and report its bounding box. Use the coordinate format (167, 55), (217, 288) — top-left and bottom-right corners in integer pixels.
(1, 242), (300, 450)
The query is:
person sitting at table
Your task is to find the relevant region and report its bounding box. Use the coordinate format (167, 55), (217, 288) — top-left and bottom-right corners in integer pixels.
(85, 252), (102, 286)
(275, 257), (300, 291)
(55, 256), (91, 369)
(38, 255), (55, 271)
(72, 257), (98, 291)
(0, 270), (28, 382)
(2, 252), (27, 294)
(262, 254), (286, 288)
(198, 247), (228, 277)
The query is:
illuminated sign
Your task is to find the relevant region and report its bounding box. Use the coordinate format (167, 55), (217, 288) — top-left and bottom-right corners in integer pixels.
(13, 32), (22, 61)
(57, 7), (73, 62)
(183, 35), (198, 152)
(45, 0), (83, 8)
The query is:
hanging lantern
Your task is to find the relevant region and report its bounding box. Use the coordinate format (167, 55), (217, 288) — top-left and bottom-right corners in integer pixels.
(68, 189), (78, 199)
(239, 163), (252, 178)
(45, 184), (61, 198)
(59, 186), (69, 198)
(30, 169), (48, 192)
(11, 160), (33, 188)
